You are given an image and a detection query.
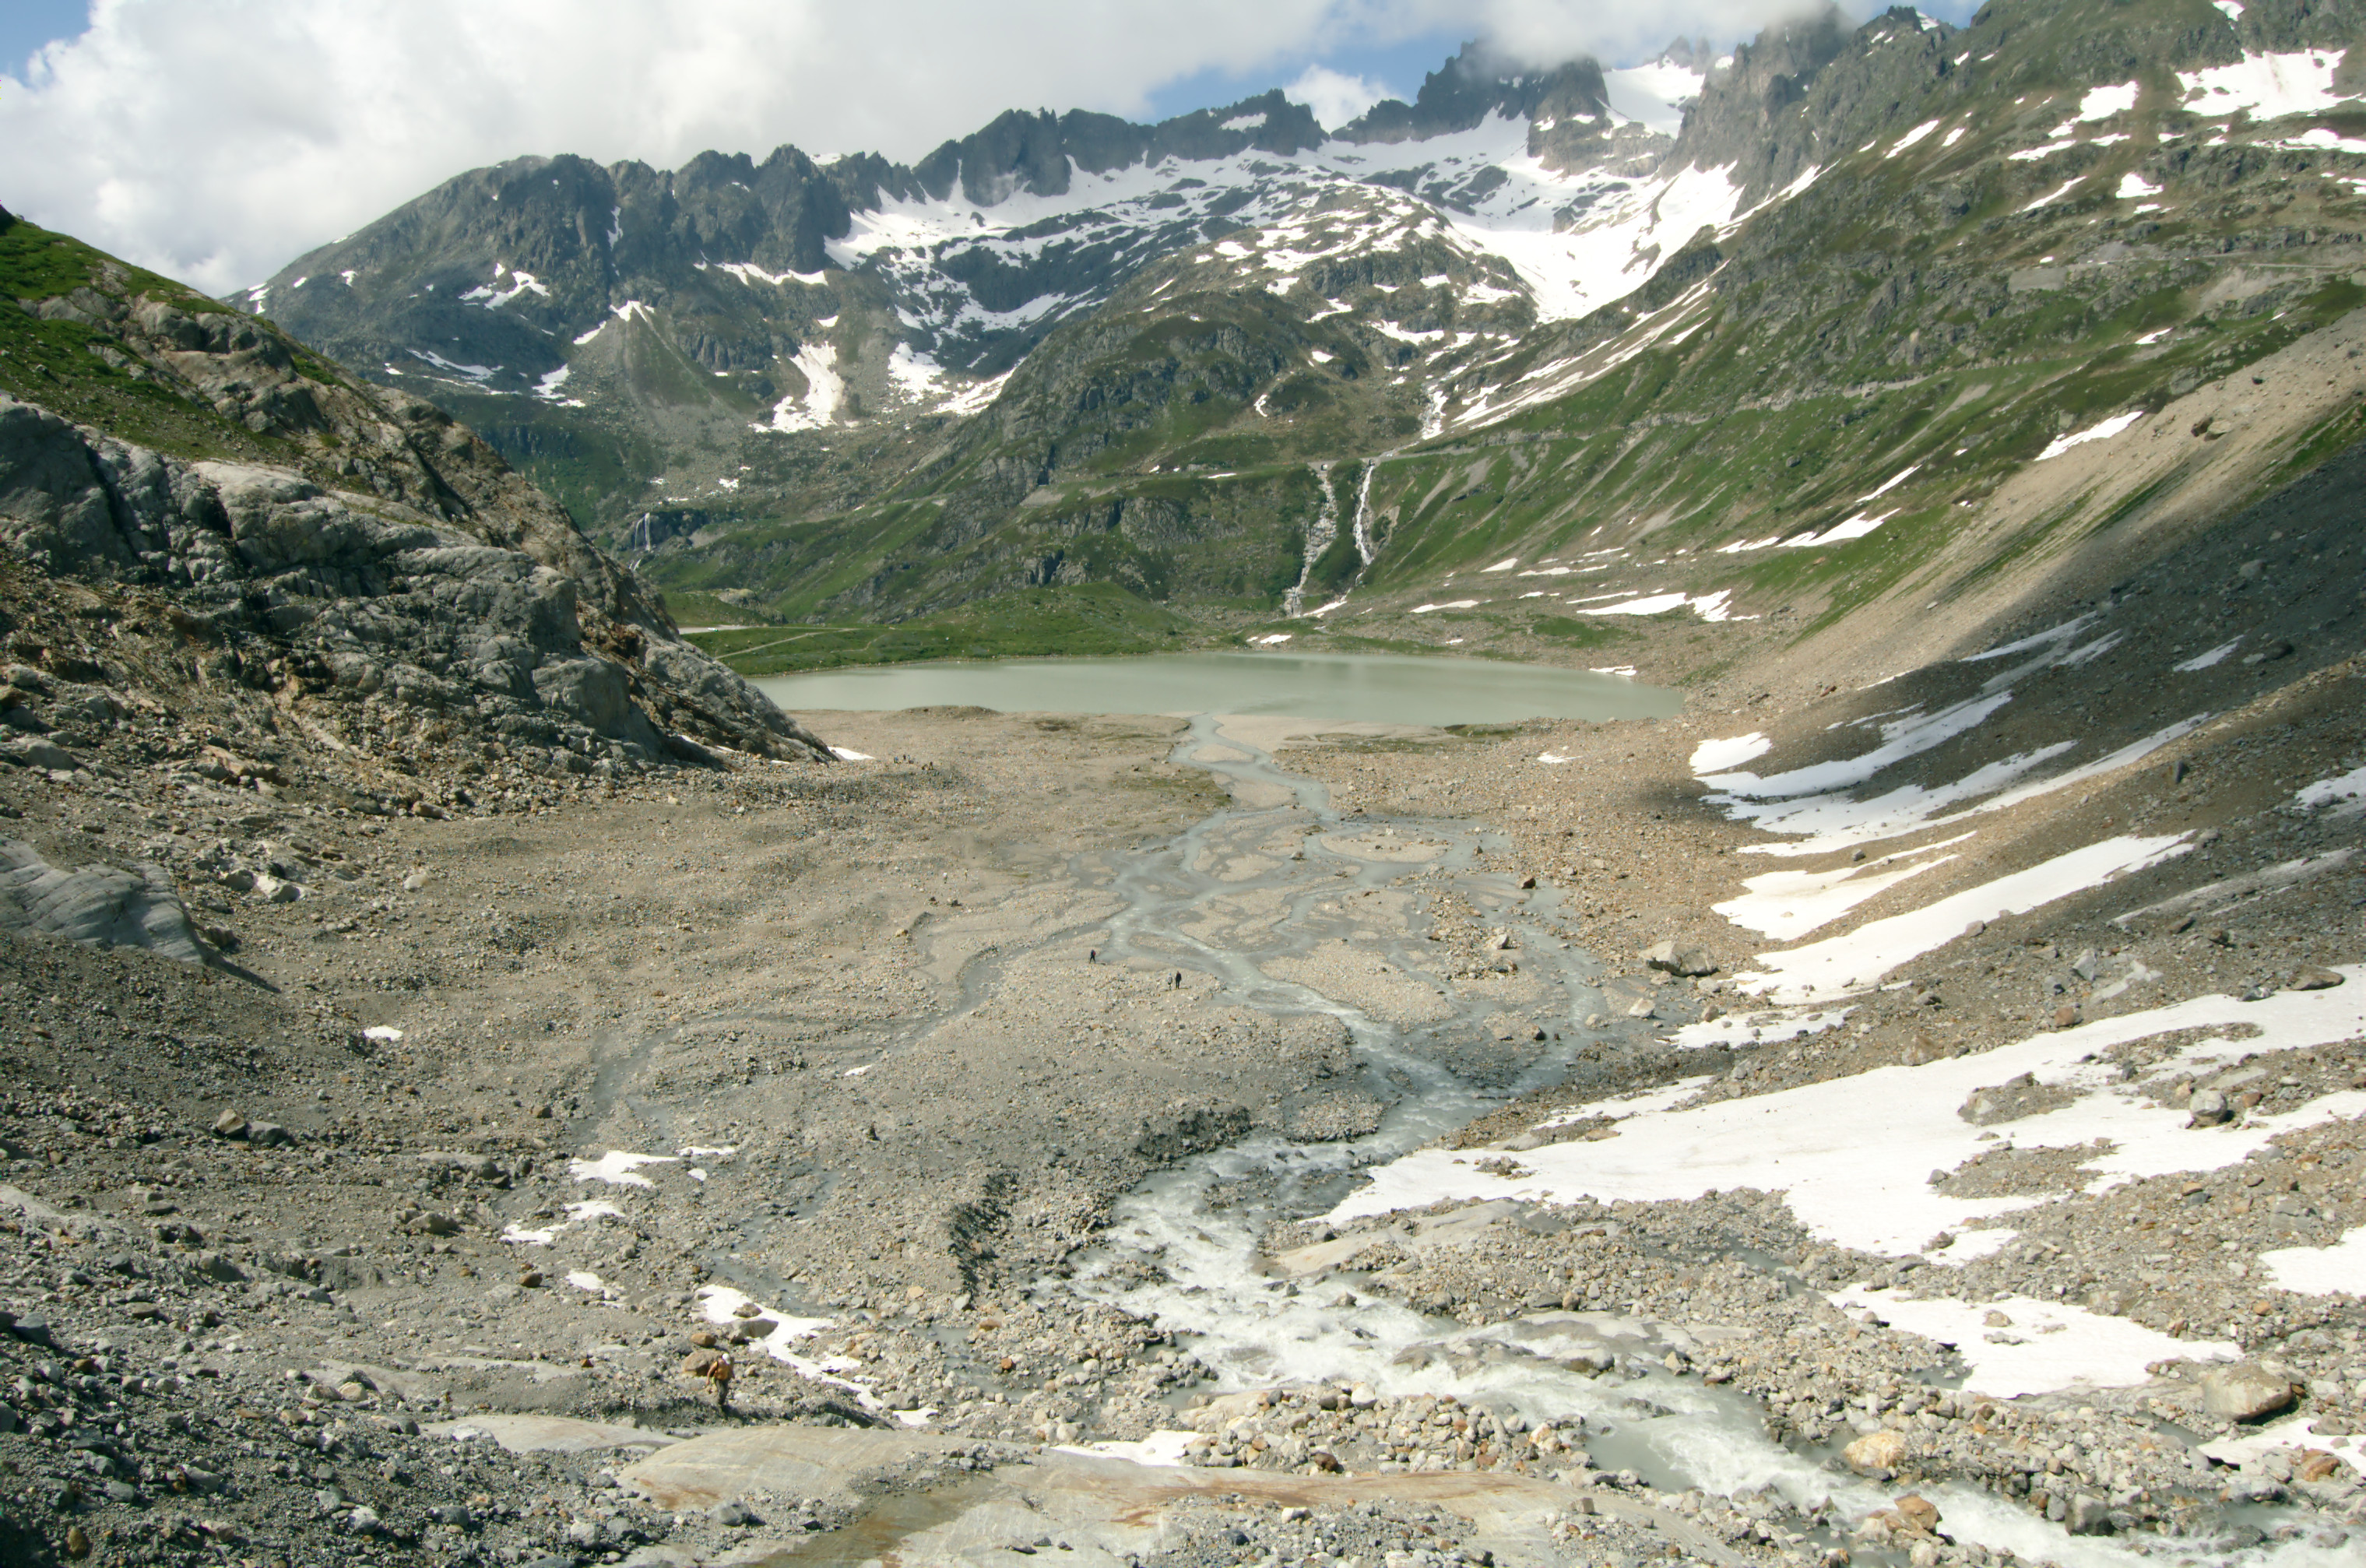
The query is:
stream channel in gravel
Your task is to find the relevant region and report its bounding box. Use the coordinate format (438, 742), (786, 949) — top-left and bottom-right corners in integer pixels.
(1040, 718), (2331, 1568)
(637, 711), (2332, 1568)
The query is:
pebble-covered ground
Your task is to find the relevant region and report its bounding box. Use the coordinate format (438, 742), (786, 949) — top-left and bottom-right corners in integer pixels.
(2, 427), (2364, 1566)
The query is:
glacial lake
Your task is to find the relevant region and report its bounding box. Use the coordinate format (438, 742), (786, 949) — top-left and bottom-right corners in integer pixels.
(752, 651), (1682, 726)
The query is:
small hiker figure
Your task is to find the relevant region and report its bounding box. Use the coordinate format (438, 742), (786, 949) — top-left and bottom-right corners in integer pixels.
(1170, 971), (1182, 990)
(1088, 948), (1097, 964)
(707, 1352), (733, 1412)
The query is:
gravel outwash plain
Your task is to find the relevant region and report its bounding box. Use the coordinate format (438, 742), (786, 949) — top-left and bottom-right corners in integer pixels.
(0, 424), (2363, 1568)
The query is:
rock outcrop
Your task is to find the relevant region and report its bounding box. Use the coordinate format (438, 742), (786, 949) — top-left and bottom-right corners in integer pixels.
(0, 837), (220, 967)
(0, 207), (829, 774)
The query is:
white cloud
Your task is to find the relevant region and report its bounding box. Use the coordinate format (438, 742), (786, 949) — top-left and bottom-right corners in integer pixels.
(1468, 0), (1833, 70)
(1285, 64), (1387, 131)
(0, 0), (1835, 297)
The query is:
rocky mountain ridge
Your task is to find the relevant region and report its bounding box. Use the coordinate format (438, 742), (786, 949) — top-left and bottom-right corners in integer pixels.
(235, 0), (2366, 681)
(242, 28), (1728, 540)
(0, 206), (832, 832)
(642, 0), (2366, 668)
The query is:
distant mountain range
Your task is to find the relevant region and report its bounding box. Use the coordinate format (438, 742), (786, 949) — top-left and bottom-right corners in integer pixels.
(239, 0), (2366, 666)
(244, 32), (1727, 527)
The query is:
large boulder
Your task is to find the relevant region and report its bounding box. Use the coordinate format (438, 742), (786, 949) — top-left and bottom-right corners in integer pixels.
(0, 839), (219, 967)
(1841, 1429), (1908, 1475)
(2199, 1362), (2298, 1422)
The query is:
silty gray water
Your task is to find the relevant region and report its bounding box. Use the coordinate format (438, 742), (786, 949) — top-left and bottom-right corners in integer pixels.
(577, 714), (2324, 1568)
(1032, 719), (2319, 1568)
(1046, 715), (1869, 1505)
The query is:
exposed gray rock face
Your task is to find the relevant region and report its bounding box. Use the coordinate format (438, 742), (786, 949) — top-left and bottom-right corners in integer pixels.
(0, 838), (217, 966)
(0, 393), (823, 768)
(0, 211), (828, 768)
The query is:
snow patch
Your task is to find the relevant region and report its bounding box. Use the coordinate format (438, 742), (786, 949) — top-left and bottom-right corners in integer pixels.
(2077, 83), (2140, 122)
(1601, 60), (1704, 136)
(2295, 764), (2366, 816)
(2178, 51), (2354, 120)
(1689, 733), (1771, 773)
(1577, 592), (1689, 617)
(1571, 589), (1749, 621)
(1668, 1007), (1851, 1053)
(2261, 1226), (2366, 1295)
(714, 260), (823, 288)
(1730, 835), (2191, 1003)
(459, 264), (550, 308)
(1059, 1431), (1200, 1467)
(694, 1284), (919, 1421)
(1860, 465), (1921, 501)
(570, 1150), (680, 1188)
(1717, 716), (2205, 861)
(404, 348), (496, 381)
(2036, 410), (2146, 459)
(756, 342), (843, 433)
(1335, 971), (2366, 1262)
(939, 370), (1012, 417)
(886, 343), (943, 403)
(2020, 175), (2086, 211)
(1833, 1288), (2233, 1398)
(1885, 120), (1943, 157)
(1713, 842), (1968, 940)
(2272, 125), (2366, 153)
(1700, 694), (2013, 801)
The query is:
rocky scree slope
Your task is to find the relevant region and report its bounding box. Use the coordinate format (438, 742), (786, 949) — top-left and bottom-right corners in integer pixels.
(0, 207), (831, 816)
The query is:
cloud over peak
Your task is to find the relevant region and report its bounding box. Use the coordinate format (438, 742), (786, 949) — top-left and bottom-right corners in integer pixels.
(0, 0), (1847, 296)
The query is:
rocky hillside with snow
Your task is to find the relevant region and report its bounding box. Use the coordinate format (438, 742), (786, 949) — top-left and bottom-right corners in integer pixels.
(241, 0), (2366, 666)
(244, 31), (1723, 546)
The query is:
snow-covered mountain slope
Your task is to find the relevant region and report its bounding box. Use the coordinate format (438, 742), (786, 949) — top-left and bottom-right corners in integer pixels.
(829, 77), (1717, 383)
(244, 0), (2366, 660)
(244, 39), (1717, 525)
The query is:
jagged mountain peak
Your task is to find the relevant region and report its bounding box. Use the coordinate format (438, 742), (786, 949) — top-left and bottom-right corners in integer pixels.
(1334, 41), (1615, 145)
(246, 29), (1714, 476)
(235, 0), (2366, 659)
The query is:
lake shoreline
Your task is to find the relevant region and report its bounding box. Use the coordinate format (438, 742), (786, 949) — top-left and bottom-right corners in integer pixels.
(754, 649), (1683, 730)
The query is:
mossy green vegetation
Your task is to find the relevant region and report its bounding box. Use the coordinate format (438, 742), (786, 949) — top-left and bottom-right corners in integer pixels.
(657, 589), (779, 630)
(0, 211), (307, 464)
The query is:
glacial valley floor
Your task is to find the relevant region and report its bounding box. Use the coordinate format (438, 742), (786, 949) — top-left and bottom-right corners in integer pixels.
(2, 522), (2365, 1566)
